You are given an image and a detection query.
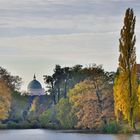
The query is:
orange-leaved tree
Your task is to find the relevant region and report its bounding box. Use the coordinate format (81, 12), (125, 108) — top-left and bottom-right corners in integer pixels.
(69, 80), (114, 130)
(0, 80), (11, 120)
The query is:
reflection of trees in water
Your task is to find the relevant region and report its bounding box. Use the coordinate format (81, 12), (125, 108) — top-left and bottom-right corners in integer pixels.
(114, 134), (133, 140)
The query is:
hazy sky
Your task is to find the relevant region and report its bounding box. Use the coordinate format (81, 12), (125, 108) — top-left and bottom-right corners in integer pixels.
(0, 0), (140, 90)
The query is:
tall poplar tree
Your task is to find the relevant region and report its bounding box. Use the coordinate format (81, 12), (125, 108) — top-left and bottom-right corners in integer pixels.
(114, 8), (137, 130)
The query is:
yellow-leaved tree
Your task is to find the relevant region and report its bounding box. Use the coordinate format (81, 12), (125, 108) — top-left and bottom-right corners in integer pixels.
(0, 80), (11, 120)
(114, 8), (138, 131)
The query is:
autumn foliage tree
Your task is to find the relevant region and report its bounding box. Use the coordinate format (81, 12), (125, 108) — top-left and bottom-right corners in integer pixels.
(0, 67), (22, 121)
(0, 80), (11, 120)
(114, 8), (138, 130)
(0, 67), (22, 91)
(69, 80), (114, 130)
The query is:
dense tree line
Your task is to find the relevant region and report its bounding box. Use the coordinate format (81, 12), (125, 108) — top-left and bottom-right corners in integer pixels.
(0, 64), (115, 130)
(41, 64), (115, 130)
(44, 64), (114, 104)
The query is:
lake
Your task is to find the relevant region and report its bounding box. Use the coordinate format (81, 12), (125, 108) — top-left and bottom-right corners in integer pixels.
(0, 129), (140, 140)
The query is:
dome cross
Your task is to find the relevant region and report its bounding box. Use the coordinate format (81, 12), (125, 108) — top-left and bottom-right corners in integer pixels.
(34, 74), (36, 80)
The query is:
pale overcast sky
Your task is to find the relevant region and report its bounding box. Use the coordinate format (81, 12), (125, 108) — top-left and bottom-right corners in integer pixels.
(0, 0), (140, 90)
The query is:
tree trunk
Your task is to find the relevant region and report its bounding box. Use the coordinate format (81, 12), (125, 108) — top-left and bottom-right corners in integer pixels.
(93, 80), (107, 125)
(64, 79), (67, 98)
(130, 107), (136, 132)
(128, 50), (136, 131)
(57, 84), (60, 101)
(51, 83), (56, 104)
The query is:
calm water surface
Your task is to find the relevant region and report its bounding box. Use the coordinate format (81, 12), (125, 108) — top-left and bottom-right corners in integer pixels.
(0, 129), (140, 140)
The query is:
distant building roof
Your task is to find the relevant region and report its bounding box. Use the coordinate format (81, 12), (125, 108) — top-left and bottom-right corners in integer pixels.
(28, 79), (42, 89)
(27, 75), (45, 96)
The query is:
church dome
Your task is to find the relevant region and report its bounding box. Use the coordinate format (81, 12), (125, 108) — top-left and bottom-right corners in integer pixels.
(28, 79), (42, 90)
(27, 74), (45, 96)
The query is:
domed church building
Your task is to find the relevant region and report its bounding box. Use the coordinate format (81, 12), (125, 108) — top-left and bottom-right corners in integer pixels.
(27, 74), (45, 96)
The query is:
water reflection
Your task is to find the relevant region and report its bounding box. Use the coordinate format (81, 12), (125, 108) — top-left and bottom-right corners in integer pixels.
(0, 129), (139, 140)
(114, 134), (133, 140)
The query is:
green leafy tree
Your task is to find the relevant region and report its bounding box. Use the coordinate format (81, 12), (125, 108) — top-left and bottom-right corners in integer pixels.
(39, 107), (58, 128)
(39, 109), (52, 127)
(53, 65), (63, 102)
(56, 98), (77, 128)
(62, 67), (70, 98)
(44, 75), (56, 104)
